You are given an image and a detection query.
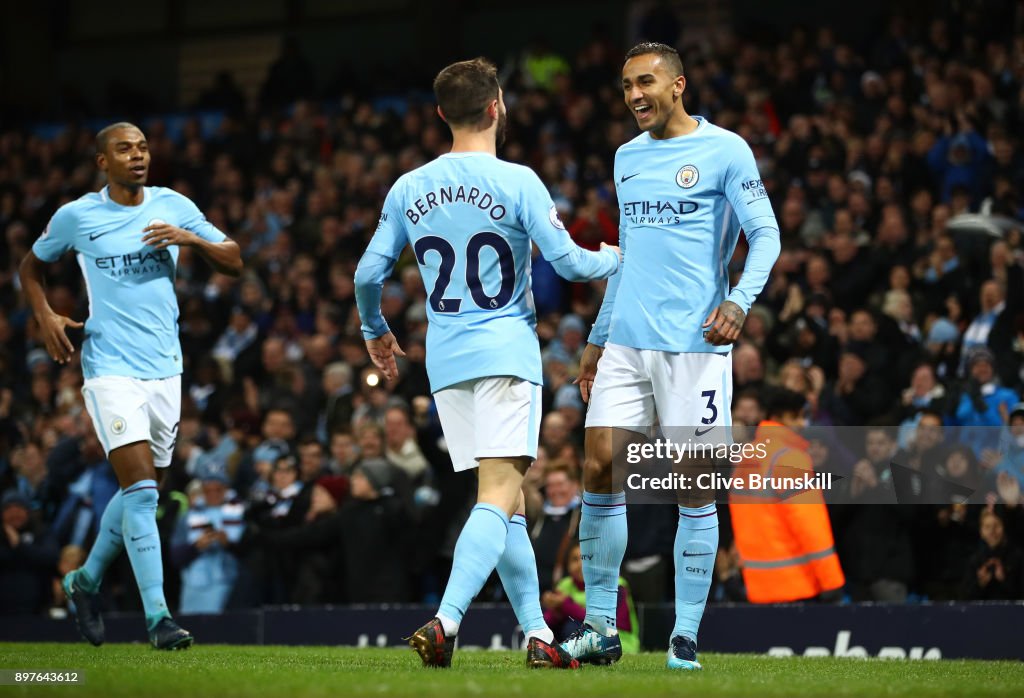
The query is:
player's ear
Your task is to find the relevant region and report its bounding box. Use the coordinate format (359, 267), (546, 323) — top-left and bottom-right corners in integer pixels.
(674, 75), (686, 99)
(436, 105), (448, 124)
(486, 99), (499, 121)
(95, 152), (107, 172)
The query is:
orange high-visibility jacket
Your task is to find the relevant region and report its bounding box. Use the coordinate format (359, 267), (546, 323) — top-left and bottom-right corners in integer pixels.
(728, 421), (845, 603)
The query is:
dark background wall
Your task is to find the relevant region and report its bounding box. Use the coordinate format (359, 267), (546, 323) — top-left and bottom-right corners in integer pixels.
(0, 0), (922, 121)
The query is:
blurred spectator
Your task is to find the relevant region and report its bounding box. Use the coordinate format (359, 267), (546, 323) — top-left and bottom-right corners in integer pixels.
(296, 436), (329, 484)
(170, 465), (246, 614)
(0, 490), (58, 615)
(836, 425), (914, 602)
(49, 544), (85, 617)
(327, 430), (359, 475)
(962, 509), (1022, 600)
(264, 458), (412, 602)
(953, 347), (1019, 457)
(530, 462), (581, 591)
(383, 405), (428, 483)
(317, 362), (354, 442)
(990, 404), (1024, 489)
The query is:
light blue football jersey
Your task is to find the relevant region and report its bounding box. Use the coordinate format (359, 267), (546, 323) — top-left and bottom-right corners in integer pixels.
(593, 116), (780, 353)
(32, 186), (227, 380)
(361, 152), (618, 392)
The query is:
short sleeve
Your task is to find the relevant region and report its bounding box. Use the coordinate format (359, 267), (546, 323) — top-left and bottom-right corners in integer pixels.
(32, 206), (77, 262)
(171, 191), (228, 243)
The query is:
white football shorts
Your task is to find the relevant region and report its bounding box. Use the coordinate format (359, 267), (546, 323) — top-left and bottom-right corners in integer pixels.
(434, 376), (542, 472)
(82, 375), (181, 468)
(585, 342), (732, 436)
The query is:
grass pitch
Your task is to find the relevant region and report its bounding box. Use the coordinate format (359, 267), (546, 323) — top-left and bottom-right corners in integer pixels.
(2, 644), (1022, 697)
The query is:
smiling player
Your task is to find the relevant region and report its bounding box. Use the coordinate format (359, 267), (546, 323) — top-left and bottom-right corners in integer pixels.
(561, 42), (781, 670)
(19, 122), (242, 649)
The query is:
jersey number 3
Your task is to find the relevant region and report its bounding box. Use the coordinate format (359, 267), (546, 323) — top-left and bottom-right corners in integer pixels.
(414, 232), (515, 313)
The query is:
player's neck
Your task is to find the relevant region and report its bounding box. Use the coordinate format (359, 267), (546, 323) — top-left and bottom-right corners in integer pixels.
(108, 183), (145, 206)
(449, 130), (497, 156)
(650, 112), (700, 140)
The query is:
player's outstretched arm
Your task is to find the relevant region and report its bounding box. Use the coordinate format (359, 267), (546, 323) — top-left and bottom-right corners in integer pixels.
(142, 224), (242, 277)
(19, 251), (84, 364)
(546, 243), (620, 282)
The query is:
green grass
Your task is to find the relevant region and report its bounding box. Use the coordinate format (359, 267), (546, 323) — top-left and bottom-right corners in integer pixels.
(1, 644), (1022, 697)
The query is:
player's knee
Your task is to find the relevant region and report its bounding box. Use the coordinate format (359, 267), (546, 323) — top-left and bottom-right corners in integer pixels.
(477, 458), (527, 515)
(477, 485), (520, 517)
(582, 455), (614, 492)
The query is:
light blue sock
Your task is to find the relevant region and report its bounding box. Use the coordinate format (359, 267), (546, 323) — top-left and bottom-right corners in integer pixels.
(122, 480), (169, 630)
(437, 503), (509, 635)
(580, 490), (627, 635)
(81, 490), (125, 592)
(672, 503), (718, 643)
(496, 514), (552, 643)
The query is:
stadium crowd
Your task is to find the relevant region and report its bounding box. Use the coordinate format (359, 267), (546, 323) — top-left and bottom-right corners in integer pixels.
(3, 0), (1024, 618)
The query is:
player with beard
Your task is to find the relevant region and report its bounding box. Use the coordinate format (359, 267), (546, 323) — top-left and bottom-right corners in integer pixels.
(355, 58), (620, 669)
(20, 122), (242, 649)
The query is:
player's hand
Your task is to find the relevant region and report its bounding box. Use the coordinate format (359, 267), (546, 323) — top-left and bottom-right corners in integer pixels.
(600, 242), (622, 264)
(142, 223), (199, 250)
(38, 311), (84, 364)
(574, 343), (604, 403)
(703, 300), (746, 346)
(365, 332), (406, 381)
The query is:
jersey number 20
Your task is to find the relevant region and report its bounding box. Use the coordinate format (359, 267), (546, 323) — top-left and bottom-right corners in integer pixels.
(414, 233), (515, 313)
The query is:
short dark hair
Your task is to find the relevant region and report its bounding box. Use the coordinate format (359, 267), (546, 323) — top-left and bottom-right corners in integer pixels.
(764, 387), (807, 421)
(733, 388), (762, 407)
(865, 423), (896, 440)
(624, 42), (684, 77)
(297, 434), (323, 450)
(433, 57), (500, 128)
(95, 122), (142, 154)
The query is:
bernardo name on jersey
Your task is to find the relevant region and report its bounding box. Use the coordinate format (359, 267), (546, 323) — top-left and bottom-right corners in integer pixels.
(359, 152), (618, 392)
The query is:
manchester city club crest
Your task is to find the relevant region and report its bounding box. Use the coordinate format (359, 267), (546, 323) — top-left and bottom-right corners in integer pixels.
(676, 165), (699, 188)
(110, 417), (127, 435)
